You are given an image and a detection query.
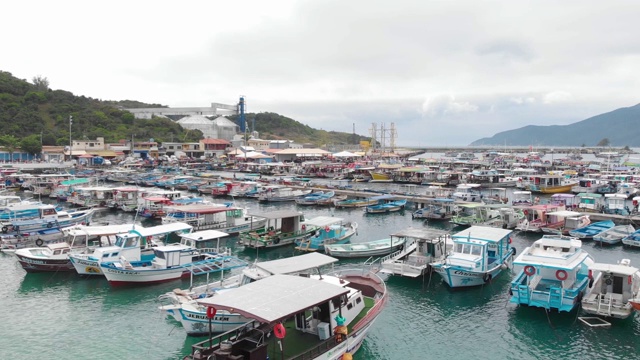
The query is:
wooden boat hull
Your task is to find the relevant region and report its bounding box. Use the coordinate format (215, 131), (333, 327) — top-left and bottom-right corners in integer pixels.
(15, 254), (74, 273)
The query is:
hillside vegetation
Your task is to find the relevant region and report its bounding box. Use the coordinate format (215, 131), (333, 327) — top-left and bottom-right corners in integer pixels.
(471, 103), (640, 146)
(0, 71), (366, 148)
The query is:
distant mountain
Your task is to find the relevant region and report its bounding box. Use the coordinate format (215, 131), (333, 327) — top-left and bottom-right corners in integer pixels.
(470, 103), (640, 147)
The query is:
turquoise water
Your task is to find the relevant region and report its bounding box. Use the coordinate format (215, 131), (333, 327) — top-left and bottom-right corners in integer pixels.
(2, 191), (640, 359)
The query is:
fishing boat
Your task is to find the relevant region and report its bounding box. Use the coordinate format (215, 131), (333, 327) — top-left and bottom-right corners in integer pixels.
(480, 206), (525, 230)
(258, 187), (311, 202)
(431, 226), (515, 287)
(69, 222), (193, 276)
(569, 220), (616, 240)
(512, 191), (533, 206)
(452, 183), (483, 202)
(100, 230), (248, 286)
(603, 193), (631, 215)
(294, 216), (358, 252)
(593, 224), (635, 245)
(184, 268), (387, 360)
(411, 198), (457, 221)
(161, 204), (267, 235)
(158, 252), (339, 335)
(238, 210), (317, 249)
(621, 228), (640, 248)
(540, 210), (590, 236)
(450, 203), (500, 227)
(576, 192), (604, 212)
(582, 259), (640, 319)
(294, 191), (335, 205)
(378, 227), (451, 278)
(13, 223), (139, 272)
(324, 236), (406, 258)
(527, 174), (578, 194)
(509, 234), (593, 312)
(334, 194), (388, 208)
(368, 170), (394, 182)
(364, 197), (407, 214)
(1, 206), (95, 235)
(515, 204), (565, 233)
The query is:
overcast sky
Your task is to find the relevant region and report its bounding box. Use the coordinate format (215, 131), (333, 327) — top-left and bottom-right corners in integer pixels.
(4, 1), (639, 146)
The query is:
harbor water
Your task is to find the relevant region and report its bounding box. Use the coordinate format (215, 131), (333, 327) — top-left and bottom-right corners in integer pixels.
(2, 184), (640, 359)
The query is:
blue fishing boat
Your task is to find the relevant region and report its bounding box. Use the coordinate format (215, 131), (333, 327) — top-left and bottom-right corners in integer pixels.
(431, 226), (515, 287)
(364, 197), (407, 214)
(509, 235), (593, 312)
(294, 190), (336, 205)
(294, 216), (358, 252)
(593, 224), (635, 245)
(622, 228), (640, 248)
(568, 220), (616, 240)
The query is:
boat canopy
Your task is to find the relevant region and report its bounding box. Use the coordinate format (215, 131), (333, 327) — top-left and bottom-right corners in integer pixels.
(126, 223), (193, 238)
(180, 230), (229, 241)
(165, 204), (231, 214)
(247, 210), (303, 219)
(304, 216), (345, 228)
(256, 253), (338, 274)
(452, 226), (512, 243)
(390, 227), (449, 240)
(64, 224), (136, 237)
(546, 211), (583, 217)
(590, 262), (639, 276)
(197, 274), (349, 324)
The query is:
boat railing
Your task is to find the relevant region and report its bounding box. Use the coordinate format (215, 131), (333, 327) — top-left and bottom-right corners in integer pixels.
(363, 256), (382, 274)
(189, 321), (260, 359)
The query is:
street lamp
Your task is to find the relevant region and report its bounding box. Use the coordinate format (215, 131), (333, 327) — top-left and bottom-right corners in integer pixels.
(69, 115), (73, 161)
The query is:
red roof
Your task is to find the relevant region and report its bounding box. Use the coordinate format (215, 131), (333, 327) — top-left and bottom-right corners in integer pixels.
(202, 139), (231, 145)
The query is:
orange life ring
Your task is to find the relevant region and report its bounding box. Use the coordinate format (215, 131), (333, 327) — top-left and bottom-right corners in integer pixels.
(524, 265), (536, 276)
(556, 269), (568, 281)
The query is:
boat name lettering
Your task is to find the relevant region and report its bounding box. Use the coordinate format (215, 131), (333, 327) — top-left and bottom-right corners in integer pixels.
(453, 270), (482, 277)
(106, 269), (141, 275)
(75, 259), (96, 266)
(20, 258), (46, 265)
(186, 313), (230, 321)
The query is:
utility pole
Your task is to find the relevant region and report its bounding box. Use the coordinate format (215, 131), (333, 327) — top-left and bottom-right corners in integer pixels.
(69, 115), (73, 161)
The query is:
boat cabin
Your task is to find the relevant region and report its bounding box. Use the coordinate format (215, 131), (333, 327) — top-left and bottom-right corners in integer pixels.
(152, 230), (229, 269)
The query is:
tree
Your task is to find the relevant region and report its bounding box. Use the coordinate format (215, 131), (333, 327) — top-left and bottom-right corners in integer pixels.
(0, 134), (20, 161)
(20, 135), (42, 156)
(32, 75), (49, 91)
(597, 138), (610, 147)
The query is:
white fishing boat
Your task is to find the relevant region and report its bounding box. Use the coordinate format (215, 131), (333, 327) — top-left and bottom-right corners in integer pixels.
(411, 198), (457, 221)
(158, 252), (339, 335)
(184, 268), (388, 360)
(593, 224), (635, 245)
(324, 236), (406, 258)
(69, 222), (193, 276)
(582, 259), (640, 319)
(540, 210), (590, 236)
(509, 235), (593, 312)
(1, 205), (95, 235)
(452, 183), (483, 202)
(238, 210), (317, 249)
(431, 226), (515, 287)
(378, 227), (452, 278)
(162, 204), (267, 235)
(100, 230), (248, 286)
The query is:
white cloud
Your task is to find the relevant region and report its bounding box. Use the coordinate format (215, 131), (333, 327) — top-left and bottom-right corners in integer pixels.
(1, 0), (639, 146)
(543, 91), (573, 104)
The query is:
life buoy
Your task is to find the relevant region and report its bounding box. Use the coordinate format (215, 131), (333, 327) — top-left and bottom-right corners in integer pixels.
(523, 210), (529, 216)
(508, 237), (512, 244)
(483, 273), (492, 283)
(274, 237), (280, 245)
(1, 226), (7, 233)
(556, 269), (568, 281)
(301, 224), (306, 231)
(35, 238), (44, 247)
(511, 247), (517, 256)
(47, 222), (53, 228)
(325, 226), (331, 233)
(524, 265), (536, 276)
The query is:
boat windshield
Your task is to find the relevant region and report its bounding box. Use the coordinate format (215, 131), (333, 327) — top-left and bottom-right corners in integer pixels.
(455, 243), (483, 256)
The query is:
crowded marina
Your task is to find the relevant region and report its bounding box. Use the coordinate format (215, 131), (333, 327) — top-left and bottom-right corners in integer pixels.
(2, 148), (640, 359)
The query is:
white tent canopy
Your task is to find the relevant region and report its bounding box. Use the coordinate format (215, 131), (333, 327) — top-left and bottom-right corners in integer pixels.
(332, 151), (361, 157)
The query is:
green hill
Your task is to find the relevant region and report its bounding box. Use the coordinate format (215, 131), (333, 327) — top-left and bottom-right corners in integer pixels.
(0, 71), (365, 148)
(470, 103), (640, 146)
